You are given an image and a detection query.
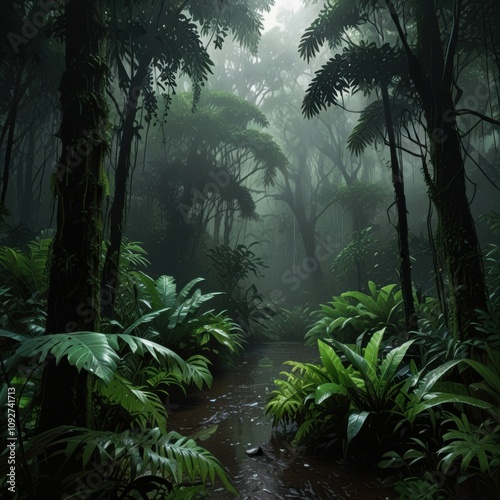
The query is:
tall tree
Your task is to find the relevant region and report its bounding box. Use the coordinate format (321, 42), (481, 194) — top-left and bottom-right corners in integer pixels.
(101, 0), (275, 317)
(387, 0), (489, 339)
(38, 0), (108, 440)
(301, 0), (495, 339)
(133, 91), (286, 279)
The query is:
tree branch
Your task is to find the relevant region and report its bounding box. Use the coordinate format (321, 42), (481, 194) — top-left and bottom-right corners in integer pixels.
(455, 108), (500, 127)
(442, 0), (462, 86)
(384, 0), (424, 93)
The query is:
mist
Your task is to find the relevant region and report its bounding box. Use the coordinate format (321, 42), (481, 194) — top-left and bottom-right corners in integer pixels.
(1, 1), (499, 498)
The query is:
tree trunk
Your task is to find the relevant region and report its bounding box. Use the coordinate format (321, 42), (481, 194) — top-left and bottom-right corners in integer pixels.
(223, 202), (233, 246)
(428, 105), (488, 339)
(20, 127), (35, 228)
(276, 149), (326, 297)
(295, 208), (325, 291)
(101, 61), (150, 318)
(412, 0), (488, 340)
(380, 82), (417, 332)
(213, 204), (222, 244)
(1, 69), (22, 205)
(38, 0), (107, 441)
(294, 149), (325, 293)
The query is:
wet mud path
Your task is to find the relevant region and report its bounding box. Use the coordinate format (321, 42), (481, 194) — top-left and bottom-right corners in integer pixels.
(169, 343), (398, 499)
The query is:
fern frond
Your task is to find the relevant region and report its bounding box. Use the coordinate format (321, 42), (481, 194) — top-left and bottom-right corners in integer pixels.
(96, 373), (168, 431)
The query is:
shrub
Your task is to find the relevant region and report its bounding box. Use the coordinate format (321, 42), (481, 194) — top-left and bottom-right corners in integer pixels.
(305, 281), (405, 346)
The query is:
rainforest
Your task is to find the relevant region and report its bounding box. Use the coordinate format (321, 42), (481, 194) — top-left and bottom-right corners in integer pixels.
(1, 1), (499, 499)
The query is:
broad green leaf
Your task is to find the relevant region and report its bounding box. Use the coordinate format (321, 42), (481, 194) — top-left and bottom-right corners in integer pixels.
(379, 340), (414, 385)
(347, 411), (370, 445)
(342, 291), (378, 313)
(177, 277), (205, 302)
(122, 308), (172, 336)
(413, 359), (463, 400)
(315, 382), (347, 404)
(97, 373), (168, 431)
(9, 333), (119, 383)
(330, 339), (373, 381)
(364, 328), (384, 370)
(318, 339), (343, 380)
(155, 275), (177, 310)
(407, 393), (493, 422)
(463, 359), (500, 393)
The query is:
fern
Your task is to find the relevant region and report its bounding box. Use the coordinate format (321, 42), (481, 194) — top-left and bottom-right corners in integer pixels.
(96, 373), (169, 431)
(347, 97), (412, 156)
(299, 0), (367, 62)
(4, 331), (212, 390)
(305, 281), (405, 345)
(0, 238), (51, 294)
(302, 42), (406, 118)
(8, 425), (237, 497)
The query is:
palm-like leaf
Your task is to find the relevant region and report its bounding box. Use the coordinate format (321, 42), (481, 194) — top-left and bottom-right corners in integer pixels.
(299, 0), (368, 62)
(306, 282), (405, 345)
(71, 427), (236, 492)
(0, 238), (51, 294)
(96, 373), (169, 431)
(16, 425), (237, 496)
(7, 332), (119, 383)
(5, 332), (212, 389)
(347, 97), (413, 155)
(302, 42), (406, 118)
(202, 91), (269, 128)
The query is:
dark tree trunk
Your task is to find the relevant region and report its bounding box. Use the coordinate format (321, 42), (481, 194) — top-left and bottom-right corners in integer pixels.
(428, 106), (488, 339)
(1, 69), (22, 205)
(38, 0), (107, 437)
(295, 207), (325, 291)
(380, 82), (417, 332)
(408, 0), (488, 339)
(223, 202), (233, 246)
(101, 61), (150, 318)
(20, 127), (35, 227)
(294, 149), (325, 292)
(213, 204), (222, 245)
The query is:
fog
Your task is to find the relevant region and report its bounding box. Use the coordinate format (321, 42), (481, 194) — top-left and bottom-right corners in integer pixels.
(1, 0), (499, 314)
(2, 1), (499, 498)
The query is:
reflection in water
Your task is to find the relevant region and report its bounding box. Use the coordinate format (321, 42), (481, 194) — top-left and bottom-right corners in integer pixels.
(169, 343), (398, 499)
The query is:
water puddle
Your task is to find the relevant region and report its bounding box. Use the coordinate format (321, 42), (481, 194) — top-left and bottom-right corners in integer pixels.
(169, 343), (398, 499)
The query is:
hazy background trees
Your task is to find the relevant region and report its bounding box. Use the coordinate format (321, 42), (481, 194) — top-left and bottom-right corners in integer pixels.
(2, 0), (498, 321)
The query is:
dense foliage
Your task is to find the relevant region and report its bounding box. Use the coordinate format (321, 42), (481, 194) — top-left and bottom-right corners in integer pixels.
(1, 0), (499, 498)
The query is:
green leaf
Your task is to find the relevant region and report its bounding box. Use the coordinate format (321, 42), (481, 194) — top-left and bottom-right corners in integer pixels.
(407, 393), (493, 422)
(97, 373), (168, 431)
(315, 382), (348, 404)
(330, 339), (373, 382)
(413, 359), (463, 400)
(9, 333), (119, 383)
(122, 308), (172, 336)
(347, 411), (370, 445)
(379, 340), (414, 386)
(364, 328), (384, 371)
(318, 339), (344, 381)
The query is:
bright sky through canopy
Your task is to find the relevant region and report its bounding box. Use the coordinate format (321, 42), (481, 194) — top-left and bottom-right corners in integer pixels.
(263, 0), (303, 31)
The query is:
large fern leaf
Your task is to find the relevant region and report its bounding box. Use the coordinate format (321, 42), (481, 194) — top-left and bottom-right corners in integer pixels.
(96, 373), (168, 431)
(347, 98), (412, 156)
(63, 427), (237, 492)
(7, 332), (119, 383)
(6, 332), (212, 388)
(299, 0), (366, 62)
